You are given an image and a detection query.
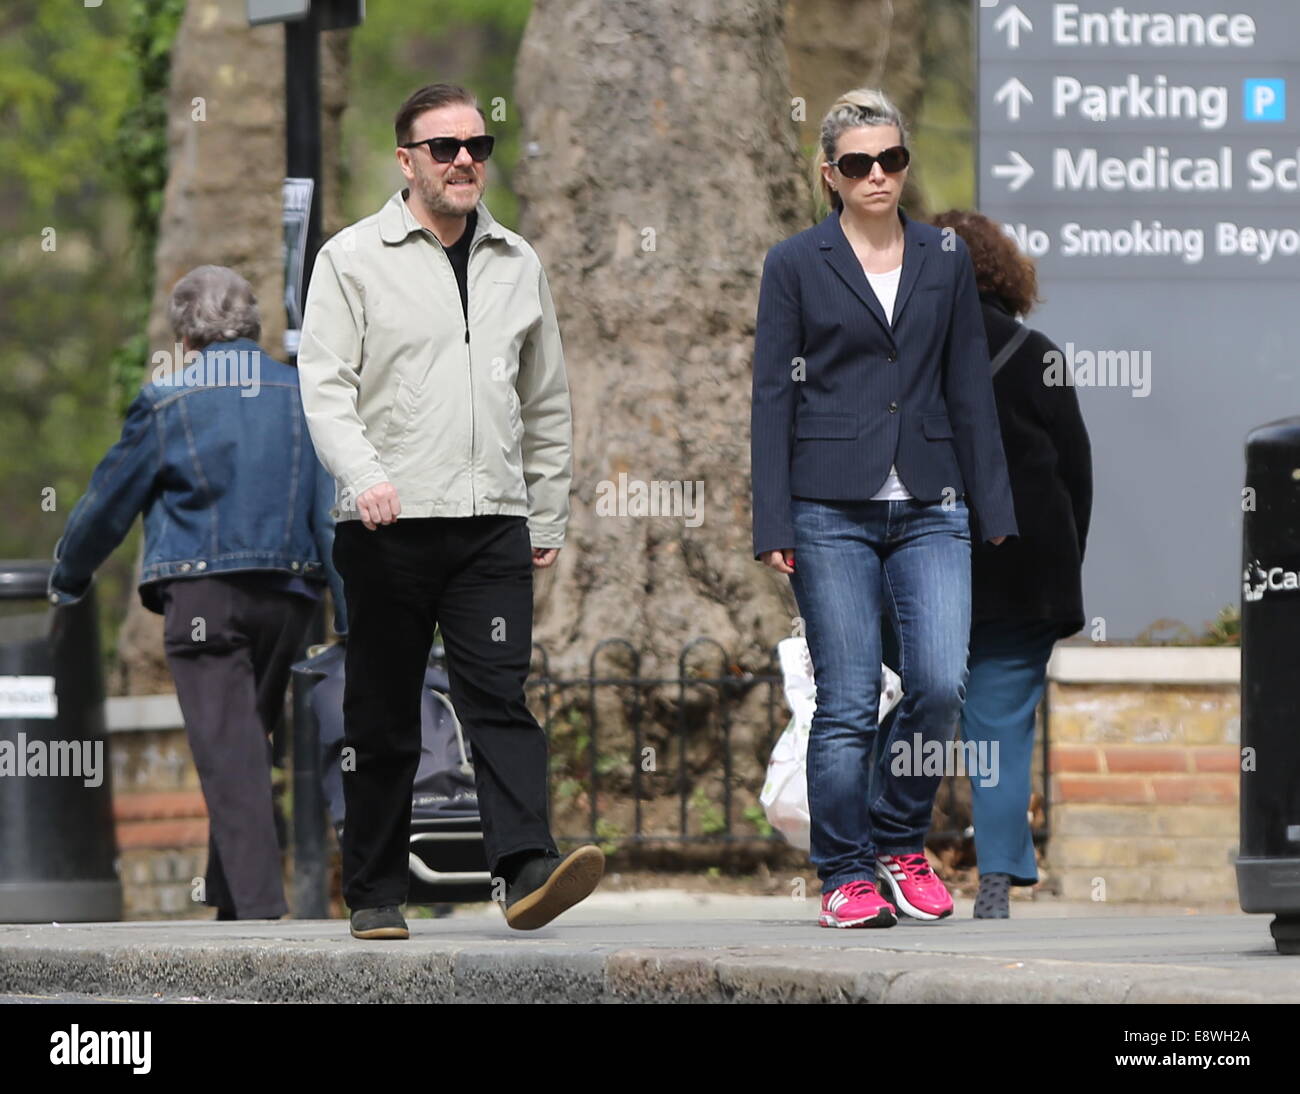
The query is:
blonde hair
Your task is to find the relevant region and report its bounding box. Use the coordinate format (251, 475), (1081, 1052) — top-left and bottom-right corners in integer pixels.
(812, 88), (909, 214)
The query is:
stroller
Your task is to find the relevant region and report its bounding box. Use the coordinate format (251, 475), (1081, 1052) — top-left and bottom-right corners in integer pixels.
(293, 640), (493, 904)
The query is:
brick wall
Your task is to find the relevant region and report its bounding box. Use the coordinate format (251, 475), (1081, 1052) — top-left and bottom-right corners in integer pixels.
(106, 697), (295, 920)
(1045, 647), (1241, 905)
(109, 720), (212, 920)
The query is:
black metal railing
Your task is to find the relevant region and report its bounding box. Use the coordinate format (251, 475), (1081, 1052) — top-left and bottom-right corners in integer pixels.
(526, 639), (1050, 851)
(290, 635), (1051, 913)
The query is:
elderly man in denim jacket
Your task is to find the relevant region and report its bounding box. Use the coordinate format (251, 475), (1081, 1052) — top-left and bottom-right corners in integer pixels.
(48, 265), (346, 920)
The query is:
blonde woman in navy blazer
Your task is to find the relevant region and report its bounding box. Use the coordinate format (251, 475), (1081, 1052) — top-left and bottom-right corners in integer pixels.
(751, 89), (1018, 928)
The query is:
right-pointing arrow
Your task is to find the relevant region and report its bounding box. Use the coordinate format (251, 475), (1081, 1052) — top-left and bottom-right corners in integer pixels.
(991, 151), (1034, 192)
(993, 4), (1033, 49)
(994, 77), (1033, 121)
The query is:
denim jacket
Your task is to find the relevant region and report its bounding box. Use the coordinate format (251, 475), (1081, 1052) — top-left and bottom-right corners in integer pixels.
(47, 338), (347, 635)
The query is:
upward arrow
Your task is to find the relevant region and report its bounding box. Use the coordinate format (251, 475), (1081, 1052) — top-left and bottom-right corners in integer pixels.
(994, 4), (1033, 49)
(994, 77), (1033, 121)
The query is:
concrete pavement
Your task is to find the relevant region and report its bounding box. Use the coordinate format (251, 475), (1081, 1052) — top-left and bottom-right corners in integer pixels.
(0, 892), (1294, 1003)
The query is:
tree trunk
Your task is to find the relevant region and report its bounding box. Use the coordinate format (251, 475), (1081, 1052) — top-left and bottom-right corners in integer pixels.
(784, 0), (929, 215)
(112, 0), (350, 695)
(513, 0), (810, 679)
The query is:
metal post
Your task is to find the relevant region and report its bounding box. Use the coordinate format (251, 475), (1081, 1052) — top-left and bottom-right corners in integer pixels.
(284, 6), (329, 919)
(292, 649), (329, 918)
(284, 8), (323, 320)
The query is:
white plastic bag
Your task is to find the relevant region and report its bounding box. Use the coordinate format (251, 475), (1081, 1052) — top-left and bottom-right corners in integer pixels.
(759, 637), (903, 851)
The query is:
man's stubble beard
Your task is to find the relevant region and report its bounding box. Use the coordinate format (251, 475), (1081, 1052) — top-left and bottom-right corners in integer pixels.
(413, 166), (481, 218)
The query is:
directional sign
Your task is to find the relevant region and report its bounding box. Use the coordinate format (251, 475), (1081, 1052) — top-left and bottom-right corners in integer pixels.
(247, 0), (309, 22)
(977, 0), (1300, 638)
(247, 0), (364, 28)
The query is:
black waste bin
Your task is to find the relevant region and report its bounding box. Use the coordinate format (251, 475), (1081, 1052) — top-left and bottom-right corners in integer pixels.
(0, 561), (121, 922)
(1236, 418), (1300, 954)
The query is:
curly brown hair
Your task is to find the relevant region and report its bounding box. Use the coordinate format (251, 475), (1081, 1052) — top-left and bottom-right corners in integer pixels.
(929, 209), (1040, 317)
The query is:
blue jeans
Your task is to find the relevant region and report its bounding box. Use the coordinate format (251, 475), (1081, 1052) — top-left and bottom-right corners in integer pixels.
(790, 496), (972, 893)
(960, 618), (1060, 884)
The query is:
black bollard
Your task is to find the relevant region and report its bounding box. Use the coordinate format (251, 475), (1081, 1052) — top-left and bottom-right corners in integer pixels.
(1236, 417), (1300, 954)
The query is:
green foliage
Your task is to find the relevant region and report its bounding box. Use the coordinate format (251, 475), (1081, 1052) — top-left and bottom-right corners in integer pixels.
(0, 2), (133, 209)
(593, 817), (622, 856)
(109, 0), (186, 416)
(742, 804), (774, 839)
(112, 0), (186, 263)
(691, 786), (726, 836)
(554, 776), (582, 802)
(0, 1), (143, 660)
(1133, 605), (1242, 646)
(1200, 605), (1241, 646)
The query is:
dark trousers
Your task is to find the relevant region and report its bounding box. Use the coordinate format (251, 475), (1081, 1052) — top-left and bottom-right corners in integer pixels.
(160, 575), (316, 918)
(332, 515), (556, 910)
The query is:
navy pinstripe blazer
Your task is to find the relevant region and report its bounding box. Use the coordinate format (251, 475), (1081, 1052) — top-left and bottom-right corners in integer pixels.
(750, 207), (1019, 557)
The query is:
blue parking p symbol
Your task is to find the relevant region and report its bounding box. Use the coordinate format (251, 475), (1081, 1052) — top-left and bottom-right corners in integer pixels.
(1244, 79), (1286, 122)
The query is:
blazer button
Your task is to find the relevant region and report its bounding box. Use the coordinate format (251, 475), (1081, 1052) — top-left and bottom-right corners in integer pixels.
(887, 352), (897, 362)
(888, 402), (898, 413)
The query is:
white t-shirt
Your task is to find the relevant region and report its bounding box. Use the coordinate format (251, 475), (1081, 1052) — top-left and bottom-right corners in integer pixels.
(864, 264), (912, 501)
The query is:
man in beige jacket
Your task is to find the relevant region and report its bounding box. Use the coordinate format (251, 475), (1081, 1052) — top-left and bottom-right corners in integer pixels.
(298, 83), (603, 939)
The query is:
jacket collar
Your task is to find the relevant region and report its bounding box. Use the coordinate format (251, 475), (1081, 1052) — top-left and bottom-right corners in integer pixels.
(816, 205), (928, 341)
(980, 291), (1015, 318)
(201, 337), (263, 355)
(378, 188), (518, 247)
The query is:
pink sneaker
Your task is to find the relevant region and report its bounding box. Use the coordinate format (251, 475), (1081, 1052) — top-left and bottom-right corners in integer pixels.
(819, 880), (897, 928)
(876, 853), (954, 920)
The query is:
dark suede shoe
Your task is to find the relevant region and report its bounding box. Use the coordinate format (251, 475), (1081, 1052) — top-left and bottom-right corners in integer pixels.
(350, 904), (410, 939)
(502, 845), (605, 930)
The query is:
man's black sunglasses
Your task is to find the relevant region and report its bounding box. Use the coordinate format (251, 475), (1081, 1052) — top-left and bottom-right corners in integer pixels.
(401, 135), (495, 163)
(829, 145), (910, 178)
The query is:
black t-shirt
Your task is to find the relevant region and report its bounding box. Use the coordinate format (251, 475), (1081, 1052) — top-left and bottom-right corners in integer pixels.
(442, 209), (477, 320)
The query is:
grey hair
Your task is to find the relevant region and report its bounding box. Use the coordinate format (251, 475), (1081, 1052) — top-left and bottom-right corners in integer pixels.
(168, 265), (261, 348)
(814, 88), (910, 213)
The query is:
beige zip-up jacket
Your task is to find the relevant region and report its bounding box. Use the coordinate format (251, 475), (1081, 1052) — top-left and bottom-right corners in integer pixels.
(297, 189), (572, 548)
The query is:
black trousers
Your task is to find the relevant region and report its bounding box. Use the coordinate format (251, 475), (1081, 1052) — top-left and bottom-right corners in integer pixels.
(332, 515), (556, 910)
(160, 574), (316, 918)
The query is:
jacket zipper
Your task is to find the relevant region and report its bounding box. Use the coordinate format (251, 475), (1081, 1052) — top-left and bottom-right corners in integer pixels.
(432, 221), (485, 516)
(464, 227), (485, 514)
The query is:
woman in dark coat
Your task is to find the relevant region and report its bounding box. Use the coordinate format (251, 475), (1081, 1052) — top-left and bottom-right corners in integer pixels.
(750, 89), (1018, 929)
(930, 210), (1093, 918)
